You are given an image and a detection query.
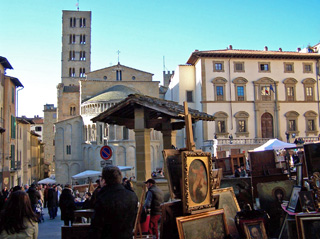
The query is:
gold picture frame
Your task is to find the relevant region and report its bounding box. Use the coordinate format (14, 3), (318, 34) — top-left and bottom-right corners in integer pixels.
(176, 208), (229, 239)
(181, 151), (215, 214)
(243, 220), (268, 239)
(212, 187), (241, 239)
(296, 212), (320, 239)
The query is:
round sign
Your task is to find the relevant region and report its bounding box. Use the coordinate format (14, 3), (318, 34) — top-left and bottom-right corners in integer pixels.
(100, 145), (112, 160)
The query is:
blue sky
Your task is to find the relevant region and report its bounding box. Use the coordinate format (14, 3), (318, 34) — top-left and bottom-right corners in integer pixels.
(0, 0), (319, 117)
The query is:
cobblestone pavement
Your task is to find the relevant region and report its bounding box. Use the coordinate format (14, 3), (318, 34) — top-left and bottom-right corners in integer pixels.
(38, 208), (62, 239)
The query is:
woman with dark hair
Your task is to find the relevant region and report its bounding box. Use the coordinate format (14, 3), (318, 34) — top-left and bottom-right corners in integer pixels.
(0, 190), (38, 238)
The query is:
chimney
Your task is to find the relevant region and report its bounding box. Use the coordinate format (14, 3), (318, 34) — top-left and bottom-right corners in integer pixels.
(195, 49), (199, 52)
(297, 48), (301, 52)
(229, 45), (233, 50)
(264, 46), (268, 51)
(279, 48), (282, 52)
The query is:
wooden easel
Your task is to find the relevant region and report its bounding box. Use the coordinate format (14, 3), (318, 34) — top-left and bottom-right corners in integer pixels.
(133, 186), (149, 239)
(184, 102), (196, 152)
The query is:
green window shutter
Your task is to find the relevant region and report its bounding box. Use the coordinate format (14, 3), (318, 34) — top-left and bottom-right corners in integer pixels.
(11, 145), (15, 168)
(11, 116), (16, 139)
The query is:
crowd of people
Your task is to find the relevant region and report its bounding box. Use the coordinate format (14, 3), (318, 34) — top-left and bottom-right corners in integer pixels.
(0, 167), (164, 239)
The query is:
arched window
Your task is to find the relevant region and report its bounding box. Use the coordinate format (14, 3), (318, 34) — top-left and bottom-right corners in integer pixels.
(302, 78), (316, 102)
(233, 77), (248, 101)
(285, 111), (299, 135)
(283, 78), (297, 102)
(212, 77), (227, 101)
(234, 111), (249, 137)
(304, 111), (318, 136)
(213, 111), (228, 137)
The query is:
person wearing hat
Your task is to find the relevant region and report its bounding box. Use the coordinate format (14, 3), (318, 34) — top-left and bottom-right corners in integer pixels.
(143, 178), (164, 239)
(59, 184), (76, 226)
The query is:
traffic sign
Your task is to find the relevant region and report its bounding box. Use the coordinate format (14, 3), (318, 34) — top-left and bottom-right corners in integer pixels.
(100, 145), (112, 160)
(100, 160), (113, 167)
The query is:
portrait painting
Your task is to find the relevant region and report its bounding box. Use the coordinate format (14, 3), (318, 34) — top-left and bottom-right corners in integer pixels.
(176, 209), (229, 239)
(212, 187), (240, 239)
(287, 185), (301, 213)
(299, 191), (316, 212)
(244, 220), (268, 239)
(181, 151), (215, 214)
(296, 213), (320, 239)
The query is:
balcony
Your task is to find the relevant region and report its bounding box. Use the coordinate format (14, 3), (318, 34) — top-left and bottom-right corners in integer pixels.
(10, 161), (22, 171)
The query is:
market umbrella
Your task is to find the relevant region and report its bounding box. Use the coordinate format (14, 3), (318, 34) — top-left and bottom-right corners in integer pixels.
(253, 139), (296, 151)
(71, 170), (101, 180)
(37, 178), (56, 184)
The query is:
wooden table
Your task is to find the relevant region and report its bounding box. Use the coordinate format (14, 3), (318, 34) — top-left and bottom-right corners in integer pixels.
(74, 209), (94, 223)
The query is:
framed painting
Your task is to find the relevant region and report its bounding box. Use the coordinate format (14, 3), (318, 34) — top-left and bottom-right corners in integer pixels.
(287, 186), (301, 212)
(299, 191), (316, 212)
(243, 220), (268, 239)
(212, 187), (240, 239)
(296, 213), (320, 239)
(181, 151), (215, 214)
(176, 208), (229, 239)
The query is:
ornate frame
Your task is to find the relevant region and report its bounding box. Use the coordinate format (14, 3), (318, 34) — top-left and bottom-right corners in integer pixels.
(287, 185), (301, 212)
(181, 151), (215, 214)
(296, 213), (320, 239)
(176, 209), (229, 239)
(243, 220), (268, 239)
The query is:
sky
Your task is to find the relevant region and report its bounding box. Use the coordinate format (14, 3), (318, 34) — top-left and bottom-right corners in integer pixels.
(0, 0), (319, 118)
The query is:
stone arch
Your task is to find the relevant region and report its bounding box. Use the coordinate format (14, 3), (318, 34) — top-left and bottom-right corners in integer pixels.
(232, 77), (248, 84)
(283, 78), (298, 84)
(285, 111), (300, 117)
(211, 77), (227, 84)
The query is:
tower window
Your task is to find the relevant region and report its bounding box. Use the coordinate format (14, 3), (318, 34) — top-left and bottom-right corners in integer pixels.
(80, 51), (86, 61)
(80, 34), (86, 44)
(80, 68), (86, 77)
(116, 70), (122, 81)
(80, 18), (86, 27)
(69, 68), (75, 77)
(70, 17), (76, 27)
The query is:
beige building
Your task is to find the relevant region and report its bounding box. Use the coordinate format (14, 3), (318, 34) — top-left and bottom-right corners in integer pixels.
(43, 104), (57, 177)
(0, 58), (24, 189)
(57, 10), (91, 122)
(55, 63), (162, 184)
(166, 45), (320, 154)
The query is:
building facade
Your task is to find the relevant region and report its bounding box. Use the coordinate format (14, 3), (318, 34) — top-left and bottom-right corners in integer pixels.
(166, 46), (320, 154)
(55, 64), (162, 184)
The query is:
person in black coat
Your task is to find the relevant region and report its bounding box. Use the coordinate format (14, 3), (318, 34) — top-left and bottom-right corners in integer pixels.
(59, 184), (76, 226)
(91, 166), (138, 239)
(27, 184), (41, 213)
(47, 184), (58, 219)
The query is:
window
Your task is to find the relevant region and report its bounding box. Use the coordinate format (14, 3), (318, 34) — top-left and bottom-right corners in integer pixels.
(69, 51), (75, 61)
(69, 68), (75, 77)
(214, 112), (228, 136)
(212, 77), (227, 101)
(304, 111), (318, 135)
(53, 113), (56, 119)
(80, 68), (85, 77)
(80, 51), (86, 61)
(284, 62), (294, 73)
(258, 62), (270, 72)
(186, 91), (193, 102)
(303, 63), (313, 73)
(286, 87), (294, 101)
(70, 106), (76, 116)
(233, 77), (248, 102)
(80, 18), (86, 27)
(283, 78), (297, 102)
(35, 126), (42, 132)
(235, 111), (249, 136)
(285, 111), (299, 134)
(302, 78), (316, 101)
(237, 86), (244, 101)
(80, 34), (86, 44)
(70, 17), (76, 27)
(216, 86), (224, 101)
(289, 120), (296, 131)
(234, 62), (245, 72)
(213, 61), (224, 72)
(261, 86), (271, 101)
(217, 121), (225, 133)
(123, 127), (129, 140)
(116, 70), (122, 81)
(69, 34), (76, 44)
(66, 145), (71, 155)
(104, 124), (109, 137)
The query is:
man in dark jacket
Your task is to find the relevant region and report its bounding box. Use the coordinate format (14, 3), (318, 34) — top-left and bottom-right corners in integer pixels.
(59, 184), (76, 226)
(143, 178), (164, 239)
(91, 165), (138, 239)
(47, 184), (58, 219)
(27, 184), (41, 212)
